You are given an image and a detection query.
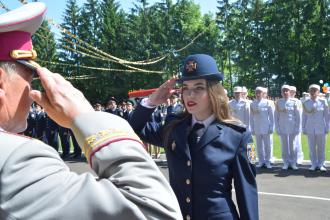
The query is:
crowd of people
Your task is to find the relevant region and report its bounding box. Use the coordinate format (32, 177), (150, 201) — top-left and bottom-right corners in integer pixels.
(25, 75), (330, 173)
(228, 85), (329, 171)
(24, 103), (81, 158)
(23, 92), (185, 159)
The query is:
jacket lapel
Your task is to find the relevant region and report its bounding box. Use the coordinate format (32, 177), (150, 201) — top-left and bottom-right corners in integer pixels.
(194, 121), (222, 153)
(172, 116), (192, 158)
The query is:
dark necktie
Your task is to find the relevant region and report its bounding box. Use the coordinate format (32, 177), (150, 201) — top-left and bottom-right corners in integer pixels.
(188, 123), (204, 153)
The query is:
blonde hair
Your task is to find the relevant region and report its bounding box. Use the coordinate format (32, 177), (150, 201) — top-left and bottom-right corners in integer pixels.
(206, 80), (238, 124)
(163, 80), (239, 146)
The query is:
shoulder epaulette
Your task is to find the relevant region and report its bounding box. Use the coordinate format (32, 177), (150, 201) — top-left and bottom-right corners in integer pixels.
(219, 121), (247, 133)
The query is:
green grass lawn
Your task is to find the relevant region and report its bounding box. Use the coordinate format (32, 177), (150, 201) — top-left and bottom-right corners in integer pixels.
(263, 132), (330, 161)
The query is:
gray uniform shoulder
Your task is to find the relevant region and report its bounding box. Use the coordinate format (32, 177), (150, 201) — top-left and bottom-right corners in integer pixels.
(0, 131), (35, 169)
(0, 130), (32, 141)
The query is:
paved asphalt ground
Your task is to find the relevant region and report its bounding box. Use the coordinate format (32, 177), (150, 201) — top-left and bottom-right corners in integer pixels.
(65, 157), (330, 220)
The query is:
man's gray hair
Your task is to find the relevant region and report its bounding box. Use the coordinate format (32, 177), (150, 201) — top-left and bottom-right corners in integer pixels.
(0, 61), (17, 75)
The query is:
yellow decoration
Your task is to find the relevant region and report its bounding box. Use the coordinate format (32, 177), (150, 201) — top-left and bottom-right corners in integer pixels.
(10, 49), (37, 60)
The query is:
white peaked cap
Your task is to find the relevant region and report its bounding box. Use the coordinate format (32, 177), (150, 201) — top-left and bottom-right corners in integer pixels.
(309, 84), (320, 90)
(0, 2), (46, 34)
(289, 86), (297, 91)
(233, 86), (243, 93)
(255, 87), (264, 92)
(281, 85), (291, 90)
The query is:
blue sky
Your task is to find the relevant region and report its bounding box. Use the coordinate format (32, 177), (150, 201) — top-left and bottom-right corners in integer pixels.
(1, 0), (218, 39)
(1, 0), (218, 24)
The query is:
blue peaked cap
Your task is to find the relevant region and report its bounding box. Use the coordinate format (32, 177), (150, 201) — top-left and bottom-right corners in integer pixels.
(177, 54), (223, 83)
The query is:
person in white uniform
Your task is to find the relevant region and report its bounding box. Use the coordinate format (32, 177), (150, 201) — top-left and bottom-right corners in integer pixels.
(229, 86), (250, 129)
(326, 90), (330, 109)
(263, 87), (275, 163)
(250, 87), (274, 168)
(302, 84), (329, 171)
(289, 86), (304, 164)
(301, 92), (310, 103)
(242, 86), (252, 103)
(319, 93), (326, 101)
(275, 85), (301, 170)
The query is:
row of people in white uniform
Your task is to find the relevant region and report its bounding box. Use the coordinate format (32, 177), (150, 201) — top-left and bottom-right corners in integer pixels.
(228, 85), (329, 171)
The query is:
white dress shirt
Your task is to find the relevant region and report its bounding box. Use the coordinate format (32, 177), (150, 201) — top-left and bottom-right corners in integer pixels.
(191, 114), (216, 138)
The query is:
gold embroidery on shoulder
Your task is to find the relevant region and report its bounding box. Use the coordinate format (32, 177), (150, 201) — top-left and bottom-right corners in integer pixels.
(83, 128), (141, 163)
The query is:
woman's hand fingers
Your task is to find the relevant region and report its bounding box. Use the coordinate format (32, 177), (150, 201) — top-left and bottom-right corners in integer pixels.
(149, 77), (178, 105)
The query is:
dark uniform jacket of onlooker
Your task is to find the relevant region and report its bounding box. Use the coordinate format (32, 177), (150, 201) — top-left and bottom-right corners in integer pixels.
(124, 110), (134, 121)
(151, 107), (164, 124)
(35, 111), (46, 140)
(130, 104), (258, 220)
(106, 108), (124, 117)
(45, 114), (59, 150)
(166, 103), (184, 115)
(24, 110), (36, 137)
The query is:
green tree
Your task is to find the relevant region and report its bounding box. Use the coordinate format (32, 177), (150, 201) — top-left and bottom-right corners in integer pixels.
(32, 20), (58, 69)
(32, 20), (58, 90)
(58, 0), (80, 78)
(215, 0), (330, 97)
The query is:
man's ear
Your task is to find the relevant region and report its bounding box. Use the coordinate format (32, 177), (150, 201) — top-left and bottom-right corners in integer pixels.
(0, 67), (6, 101)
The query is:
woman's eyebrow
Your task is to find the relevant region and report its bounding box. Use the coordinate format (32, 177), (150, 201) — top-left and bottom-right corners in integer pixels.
(182, 82), (206, 87)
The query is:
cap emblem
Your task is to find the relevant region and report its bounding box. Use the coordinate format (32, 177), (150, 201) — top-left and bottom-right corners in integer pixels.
(185, 60), (197, 73)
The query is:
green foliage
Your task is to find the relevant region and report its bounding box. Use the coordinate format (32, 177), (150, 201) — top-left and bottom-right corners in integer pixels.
(60, 0), (217, 103)
(58, 0), (80, 77)
(32, 0), (329, 102)
(216, 0), (330, 97)
(32, 20), (57, 90)
(32, 21), (57, 66)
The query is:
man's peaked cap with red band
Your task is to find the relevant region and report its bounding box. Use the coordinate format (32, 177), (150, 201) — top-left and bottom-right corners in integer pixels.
(0, 2), (46, 66)
(177, 54), (223, 83)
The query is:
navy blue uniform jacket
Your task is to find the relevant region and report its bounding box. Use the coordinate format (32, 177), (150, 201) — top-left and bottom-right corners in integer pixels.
(130, 104), (258, 220)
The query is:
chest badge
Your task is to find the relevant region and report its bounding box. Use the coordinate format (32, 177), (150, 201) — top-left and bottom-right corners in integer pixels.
(247, 143), (256, 164)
